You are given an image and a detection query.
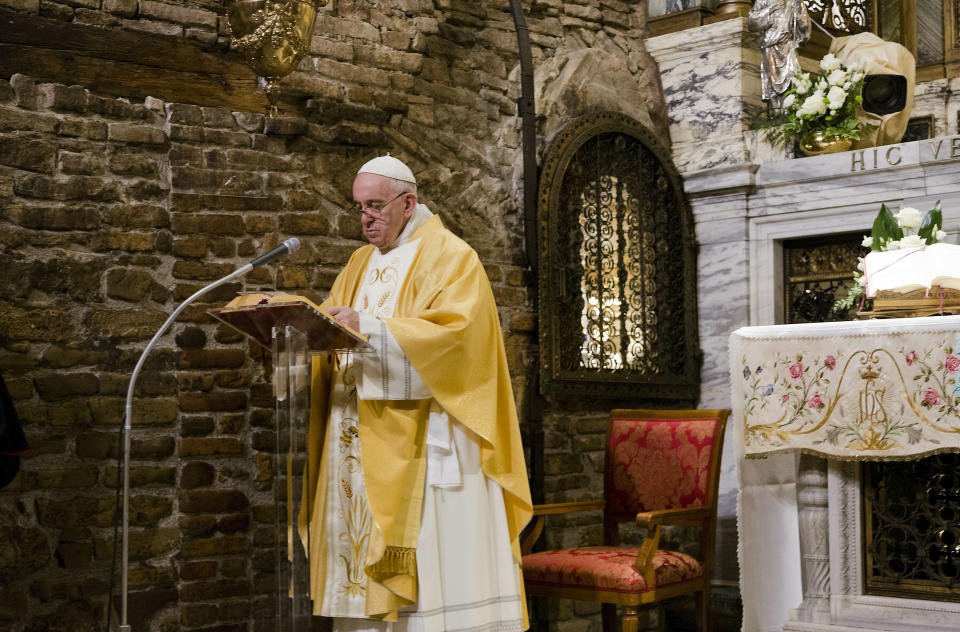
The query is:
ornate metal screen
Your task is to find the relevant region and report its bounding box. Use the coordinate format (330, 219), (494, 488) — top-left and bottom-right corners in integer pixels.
(782, 233), (867, 323)
(537, 112), (700, 402)
(864, 454), (960, 601)
(804, 0), (875, 34)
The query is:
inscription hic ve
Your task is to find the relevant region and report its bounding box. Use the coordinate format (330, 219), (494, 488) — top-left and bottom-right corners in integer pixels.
(850, 136), (960, 172)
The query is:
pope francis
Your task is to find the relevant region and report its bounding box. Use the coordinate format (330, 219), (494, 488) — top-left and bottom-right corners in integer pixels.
(300, 155), (533, 631)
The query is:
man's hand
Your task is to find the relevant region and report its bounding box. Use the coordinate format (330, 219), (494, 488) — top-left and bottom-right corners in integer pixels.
(326, 306), (360, 331)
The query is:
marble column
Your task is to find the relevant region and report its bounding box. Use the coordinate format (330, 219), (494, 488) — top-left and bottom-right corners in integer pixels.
(794, 453), (831, 623)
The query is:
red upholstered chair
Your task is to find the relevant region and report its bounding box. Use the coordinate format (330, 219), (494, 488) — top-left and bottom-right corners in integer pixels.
(521, 409), (730, 632)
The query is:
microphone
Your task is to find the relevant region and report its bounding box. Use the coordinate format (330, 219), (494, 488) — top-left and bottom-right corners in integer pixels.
(249, 237), (301, 268)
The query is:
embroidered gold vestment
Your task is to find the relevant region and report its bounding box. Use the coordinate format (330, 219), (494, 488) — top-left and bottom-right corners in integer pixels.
(300, 215), (533, 621)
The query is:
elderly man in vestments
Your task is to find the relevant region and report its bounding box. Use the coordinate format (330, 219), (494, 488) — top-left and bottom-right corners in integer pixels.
(299, 155), (533, 631)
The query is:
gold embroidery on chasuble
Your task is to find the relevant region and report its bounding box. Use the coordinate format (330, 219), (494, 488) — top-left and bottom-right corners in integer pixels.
(318, 241), (419, 618)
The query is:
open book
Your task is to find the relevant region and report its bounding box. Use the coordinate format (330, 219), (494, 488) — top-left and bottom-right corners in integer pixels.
(212, 293), (371, 352)
(864, 243), (960, 297)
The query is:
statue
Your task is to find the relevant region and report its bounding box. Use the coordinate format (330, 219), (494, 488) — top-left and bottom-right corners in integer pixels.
(747, 0), (811, 107)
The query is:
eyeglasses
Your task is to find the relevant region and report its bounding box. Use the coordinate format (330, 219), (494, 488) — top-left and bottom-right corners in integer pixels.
(356, 192), (407, 219)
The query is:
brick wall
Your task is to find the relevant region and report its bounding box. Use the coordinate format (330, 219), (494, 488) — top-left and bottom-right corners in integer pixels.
(0, 0), (673, 630)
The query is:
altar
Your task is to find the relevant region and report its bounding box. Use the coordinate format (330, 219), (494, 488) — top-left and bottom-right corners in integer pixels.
(731, 315), (960, 632)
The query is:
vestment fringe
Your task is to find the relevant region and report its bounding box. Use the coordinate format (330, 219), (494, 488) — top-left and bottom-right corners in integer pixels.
(370, 545), (417, 578)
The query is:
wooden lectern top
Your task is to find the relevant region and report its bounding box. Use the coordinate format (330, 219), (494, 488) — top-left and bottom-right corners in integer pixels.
(212, 293), (372, 353)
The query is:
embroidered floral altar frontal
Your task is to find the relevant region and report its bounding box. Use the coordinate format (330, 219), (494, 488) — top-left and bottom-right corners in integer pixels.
(731, 315), (960, 460)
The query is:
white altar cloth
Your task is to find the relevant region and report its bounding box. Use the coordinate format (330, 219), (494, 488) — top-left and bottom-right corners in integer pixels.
(733, 315), (960, 460)
(730, 315), (960, 632)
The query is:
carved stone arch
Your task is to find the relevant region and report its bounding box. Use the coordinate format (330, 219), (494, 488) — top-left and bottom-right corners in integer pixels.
(533, 48), (672, 154)
(537, 110), (701, 402)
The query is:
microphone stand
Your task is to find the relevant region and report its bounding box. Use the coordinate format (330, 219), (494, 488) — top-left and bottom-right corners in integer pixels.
(119, 262), (252, 631)
(118, 237), (298, 630)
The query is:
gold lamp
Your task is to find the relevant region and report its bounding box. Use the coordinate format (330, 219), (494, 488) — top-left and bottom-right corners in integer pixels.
(225, 0), (327, 106)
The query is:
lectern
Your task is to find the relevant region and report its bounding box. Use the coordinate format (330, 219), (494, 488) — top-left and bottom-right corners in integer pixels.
(213, 296), (371, 631)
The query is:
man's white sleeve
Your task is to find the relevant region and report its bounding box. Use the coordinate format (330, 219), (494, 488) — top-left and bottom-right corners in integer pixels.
(354, 313), (432, 400)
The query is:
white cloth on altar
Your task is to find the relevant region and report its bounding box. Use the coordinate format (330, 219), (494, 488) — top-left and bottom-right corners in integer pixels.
(731, 314), (960, 632)
(731, 328), (803, 632)
(321, 202), (523, 630)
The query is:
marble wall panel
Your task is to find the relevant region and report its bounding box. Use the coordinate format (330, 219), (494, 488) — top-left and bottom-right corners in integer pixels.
(921, 169), (960, 202)
(673, 135), (754, 173)
(647, 18), (760, 174)
(700, 332), (738, 393)
(700, 329), (740, 586)
(694, 215), (749, 246)
(697, 242), (748, 339)
(750, 170), (929, 217)
(685, 163), (758, 197)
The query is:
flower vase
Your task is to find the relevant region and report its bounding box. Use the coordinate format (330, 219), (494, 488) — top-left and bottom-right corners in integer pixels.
(798, 131), (853, 157)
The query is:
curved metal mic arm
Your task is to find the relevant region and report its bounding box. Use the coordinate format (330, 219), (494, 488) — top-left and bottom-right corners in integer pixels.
(118, 262), (253, 630)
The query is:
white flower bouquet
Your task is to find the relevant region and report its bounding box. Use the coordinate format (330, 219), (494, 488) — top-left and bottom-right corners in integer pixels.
(833, 201), (945, 316)
(762, 53), (872, 149)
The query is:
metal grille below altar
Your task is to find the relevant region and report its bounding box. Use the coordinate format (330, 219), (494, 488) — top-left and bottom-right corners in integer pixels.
(865, 452), (960, 600)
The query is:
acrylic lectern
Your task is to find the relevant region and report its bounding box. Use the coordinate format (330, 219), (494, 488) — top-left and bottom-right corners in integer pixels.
(213, 296), (371, 631)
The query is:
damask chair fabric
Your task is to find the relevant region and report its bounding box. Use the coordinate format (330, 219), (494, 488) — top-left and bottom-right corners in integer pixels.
(521, 409), (730, 632)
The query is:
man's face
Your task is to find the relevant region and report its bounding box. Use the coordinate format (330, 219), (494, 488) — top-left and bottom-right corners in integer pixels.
(353, 173), (415, 250)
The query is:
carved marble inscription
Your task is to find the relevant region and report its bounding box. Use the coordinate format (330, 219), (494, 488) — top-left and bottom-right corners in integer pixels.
(850, 136), (960, 172)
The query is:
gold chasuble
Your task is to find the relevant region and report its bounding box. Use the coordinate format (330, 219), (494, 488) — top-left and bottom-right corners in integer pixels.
(299, 215), (533, 623)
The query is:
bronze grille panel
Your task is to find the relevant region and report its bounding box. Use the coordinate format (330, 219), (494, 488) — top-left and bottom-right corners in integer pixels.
(561, 137), (683, 375)
(864, 454), (960, 600)
(782, 232), (866, 324)
(537, 111), (699, 401)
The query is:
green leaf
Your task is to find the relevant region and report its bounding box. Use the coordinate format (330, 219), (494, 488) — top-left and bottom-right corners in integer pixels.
(872, 203), (903, 246)
(918, 200), (943, 244)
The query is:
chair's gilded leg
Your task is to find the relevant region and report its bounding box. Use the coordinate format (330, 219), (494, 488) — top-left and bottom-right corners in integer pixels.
(696, 588), (711, 632)
(601, 603), (617, 632)
(621, 606), (639, 632)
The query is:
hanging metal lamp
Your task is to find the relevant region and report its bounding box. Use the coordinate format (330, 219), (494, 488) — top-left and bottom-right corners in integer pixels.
(225, 0), (327, 105)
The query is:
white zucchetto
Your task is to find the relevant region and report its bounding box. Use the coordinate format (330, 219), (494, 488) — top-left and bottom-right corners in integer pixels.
(357, 154), (417, 184)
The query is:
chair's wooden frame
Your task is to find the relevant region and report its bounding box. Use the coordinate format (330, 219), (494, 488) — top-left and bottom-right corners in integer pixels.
(521, 409), (730, 632)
